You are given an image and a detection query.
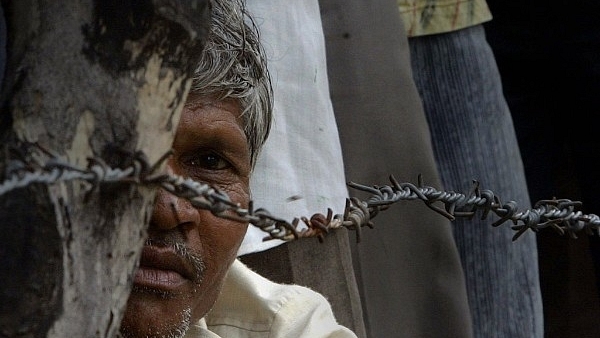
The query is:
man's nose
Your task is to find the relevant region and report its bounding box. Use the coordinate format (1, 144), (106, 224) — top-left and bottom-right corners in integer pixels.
(149, 188), (197, 231)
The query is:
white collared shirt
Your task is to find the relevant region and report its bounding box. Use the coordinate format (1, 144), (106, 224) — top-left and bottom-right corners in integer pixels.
(184, 260), (357, 338)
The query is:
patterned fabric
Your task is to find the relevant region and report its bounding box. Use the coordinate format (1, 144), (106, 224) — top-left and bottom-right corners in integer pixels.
(398, 0), (492, 37)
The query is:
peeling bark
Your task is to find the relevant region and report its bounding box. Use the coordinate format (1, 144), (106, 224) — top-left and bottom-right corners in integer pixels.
(0, 1), (209, 337)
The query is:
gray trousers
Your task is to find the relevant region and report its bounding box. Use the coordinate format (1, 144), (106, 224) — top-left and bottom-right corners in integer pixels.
(409, 25), (544, 338)
(320, 0), (474, 337)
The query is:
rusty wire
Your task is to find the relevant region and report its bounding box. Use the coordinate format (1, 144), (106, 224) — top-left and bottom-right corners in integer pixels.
(1, 152), (599, 243)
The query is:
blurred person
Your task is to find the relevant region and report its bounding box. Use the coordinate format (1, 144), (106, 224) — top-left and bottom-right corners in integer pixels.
(237, 1), (367, 335)
(239, 0), (475, 337)
(400, 0), (544, 337)
(320, 0), (474, 337)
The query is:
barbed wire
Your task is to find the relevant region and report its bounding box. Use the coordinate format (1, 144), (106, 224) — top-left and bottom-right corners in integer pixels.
(1, 152), (599, 243)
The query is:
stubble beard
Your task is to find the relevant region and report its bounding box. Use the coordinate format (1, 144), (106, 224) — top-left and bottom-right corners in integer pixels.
(119, 239), (205, 338)
(118, 307), (192, 338)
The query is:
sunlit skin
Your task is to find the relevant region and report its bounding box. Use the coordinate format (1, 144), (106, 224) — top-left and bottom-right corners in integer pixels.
(119, 93), (251, 337)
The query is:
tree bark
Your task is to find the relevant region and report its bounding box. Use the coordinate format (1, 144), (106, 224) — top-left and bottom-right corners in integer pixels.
(0, 1), (209, 337)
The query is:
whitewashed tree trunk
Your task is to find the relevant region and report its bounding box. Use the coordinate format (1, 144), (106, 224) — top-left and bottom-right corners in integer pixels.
(0, 1), (209, 337)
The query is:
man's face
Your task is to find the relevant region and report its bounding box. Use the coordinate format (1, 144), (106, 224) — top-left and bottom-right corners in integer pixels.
(120, 93), (251, 337)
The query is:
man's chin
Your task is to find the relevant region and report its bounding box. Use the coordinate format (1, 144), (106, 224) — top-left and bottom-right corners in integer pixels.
(120, 290), (193, 338)
(119, 316), (191, 338)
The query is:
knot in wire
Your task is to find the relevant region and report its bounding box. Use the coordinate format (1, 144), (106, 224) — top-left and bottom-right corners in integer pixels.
(249, 204), (298, 242)
(341, 197), (375, 243)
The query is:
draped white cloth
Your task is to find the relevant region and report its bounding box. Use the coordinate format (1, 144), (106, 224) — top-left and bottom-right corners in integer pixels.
(238, 0), (349, 255)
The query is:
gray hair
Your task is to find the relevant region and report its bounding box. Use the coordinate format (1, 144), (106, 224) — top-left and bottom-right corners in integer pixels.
(189, 0), (273, 168)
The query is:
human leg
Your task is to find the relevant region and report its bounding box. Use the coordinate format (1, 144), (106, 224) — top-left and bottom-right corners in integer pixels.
(409, 25), (544, 338)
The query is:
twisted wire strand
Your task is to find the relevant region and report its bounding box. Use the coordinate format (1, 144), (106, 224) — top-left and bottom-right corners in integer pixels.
(1, 154), (599, 243)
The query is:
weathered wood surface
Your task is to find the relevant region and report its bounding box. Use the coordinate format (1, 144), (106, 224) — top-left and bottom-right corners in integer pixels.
(0, 1), (209, 337)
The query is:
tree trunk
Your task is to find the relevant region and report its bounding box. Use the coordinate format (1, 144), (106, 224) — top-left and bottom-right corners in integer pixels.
(0, 1), (209, 337)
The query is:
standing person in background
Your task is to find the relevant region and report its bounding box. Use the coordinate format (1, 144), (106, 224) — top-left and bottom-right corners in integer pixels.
(320, 0), (474, 337)
(239, 1), (350, 257)
(240, 0), (476, 337)
(484, 1), (600, 337)
(399, 0), (544, 337)
(238, 1), (366, 336)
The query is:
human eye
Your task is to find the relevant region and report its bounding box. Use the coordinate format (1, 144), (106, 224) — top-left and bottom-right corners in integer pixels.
(183, 150), (231, 171)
